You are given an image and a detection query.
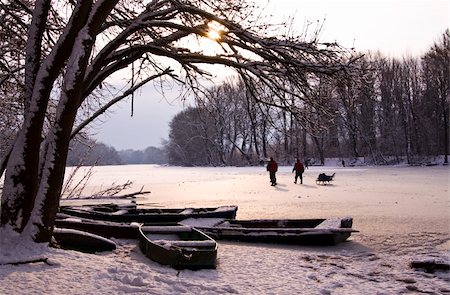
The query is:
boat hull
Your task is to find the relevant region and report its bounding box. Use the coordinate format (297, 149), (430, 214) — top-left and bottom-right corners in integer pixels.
(55, 216), (139, 239)
(59, 205), (238, 223)
(52, 228), (117, 253)
(196, 217), (356, 246)
(138, 224), (218, 270)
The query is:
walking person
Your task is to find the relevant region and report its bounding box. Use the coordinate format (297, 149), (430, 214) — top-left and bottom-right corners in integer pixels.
(304, 158), (309, 169)
(292, 158), (305, 184)
(266, 157), (278, 186)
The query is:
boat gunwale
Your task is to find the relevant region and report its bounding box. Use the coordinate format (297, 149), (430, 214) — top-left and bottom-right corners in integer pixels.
(138, 223), (218, 269)
(193, 217), (356, 246)
(59, 205), (238, 222)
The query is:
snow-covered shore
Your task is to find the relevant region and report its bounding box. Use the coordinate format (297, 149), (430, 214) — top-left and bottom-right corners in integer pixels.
(1, 165), (449, 294)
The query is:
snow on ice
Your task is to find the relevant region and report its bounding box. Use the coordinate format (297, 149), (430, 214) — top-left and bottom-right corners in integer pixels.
(1, 164), (449, 294)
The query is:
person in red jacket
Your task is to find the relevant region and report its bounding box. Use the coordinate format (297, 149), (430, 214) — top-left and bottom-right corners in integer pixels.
(266, 157), (278, 186)
(292, 158), (305, 184)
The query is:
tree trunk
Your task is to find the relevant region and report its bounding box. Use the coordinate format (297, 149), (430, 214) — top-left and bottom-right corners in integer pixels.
(262, 120), (267, 159)
(1, 0), (116, 243)
(442, 99), (449, 164)
(312, 135), (325, 165)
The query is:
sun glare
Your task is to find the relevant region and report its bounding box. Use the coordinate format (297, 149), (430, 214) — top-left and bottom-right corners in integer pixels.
(206, 21), (225, 41)
(207, 29), (221, 41)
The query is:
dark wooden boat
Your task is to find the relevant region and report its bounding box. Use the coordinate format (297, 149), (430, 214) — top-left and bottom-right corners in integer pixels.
(55, 214), (140, 239)
(60, 198), (137, 208)
(194, 217), (357, 246)
(59, 205), (238, 223)
(52, 227), (117, 253)
(138, 223), (218, 270)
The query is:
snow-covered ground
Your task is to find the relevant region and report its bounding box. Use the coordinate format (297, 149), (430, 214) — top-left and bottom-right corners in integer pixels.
(1, 165), (449, 294)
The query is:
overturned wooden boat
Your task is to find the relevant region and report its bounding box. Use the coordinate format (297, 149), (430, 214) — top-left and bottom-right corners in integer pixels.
(55, 215), (140, 239)
(59, 205), (238, 223)
(193, 217), (357, 246)
(52, 227), (117, 253)
(138, 223), (218, 270)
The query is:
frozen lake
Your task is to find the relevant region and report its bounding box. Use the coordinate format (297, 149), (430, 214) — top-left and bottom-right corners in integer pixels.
(64, 164), (450, 236)
(1, 165), (449, 294)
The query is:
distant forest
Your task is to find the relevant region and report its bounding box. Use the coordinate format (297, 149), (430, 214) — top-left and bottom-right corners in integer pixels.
(165, 31), (449, 166)
(19, 31), (450, 168)
(66, 138), (167, 166)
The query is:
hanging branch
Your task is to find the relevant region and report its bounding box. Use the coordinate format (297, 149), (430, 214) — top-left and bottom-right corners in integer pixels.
(70, 68), (172, 139)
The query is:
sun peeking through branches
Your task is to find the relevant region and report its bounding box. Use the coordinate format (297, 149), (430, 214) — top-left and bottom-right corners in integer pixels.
(193, 20), (229, 58)
(206, 21), (225, 41)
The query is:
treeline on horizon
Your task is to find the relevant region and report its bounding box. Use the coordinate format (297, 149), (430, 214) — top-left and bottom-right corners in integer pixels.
(68, 31), (448, 167)
(164, 31), (449, 166)
(66, 138), (168, 166)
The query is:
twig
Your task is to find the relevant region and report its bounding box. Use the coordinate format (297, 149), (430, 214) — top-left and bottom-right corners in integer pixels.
(5, 258), (54, 266)
(113, 189), (151, 199)
(91, 180), (134, 198)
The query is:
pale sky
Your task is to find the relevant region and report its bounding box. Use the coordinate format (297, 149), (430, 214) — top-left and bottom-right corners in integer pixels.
(95, 0), (448, 150)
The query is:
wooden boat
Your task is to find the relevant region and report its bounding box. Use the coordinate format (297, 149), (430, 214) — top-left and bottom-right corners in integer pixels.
(138, 223), (218, 270)
(55, 214), (140, 239)
(59, 205), (238, 223)
(193, 217), (357, 246)
(52, 227), (117, 253)
(60, 198), (136, 208)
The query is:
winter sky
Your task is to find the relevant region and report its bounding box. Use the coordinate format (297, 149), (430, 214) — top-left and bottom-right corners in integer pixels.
(94, 0), (448, 151)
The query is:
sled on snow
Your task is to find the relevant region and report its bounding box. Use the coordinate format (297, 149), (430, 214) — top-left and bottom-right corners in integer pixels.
(316, 173), (335, 185)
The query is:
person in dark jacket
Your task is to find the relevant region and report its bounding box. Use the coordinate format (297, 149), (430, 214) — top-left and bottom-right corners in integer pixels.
(266, 157), (278, 186)
(292, 158), (305, 184)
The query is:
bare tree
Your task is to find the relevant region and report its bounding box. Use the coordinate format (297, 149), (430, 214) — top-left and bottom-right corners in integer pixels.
(167, 31), (449, 167)
(0, 0), (352, 244)
(166, 106), (215, 166)
(0, 1), (30, 170)
(422, 30), (449, 164)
